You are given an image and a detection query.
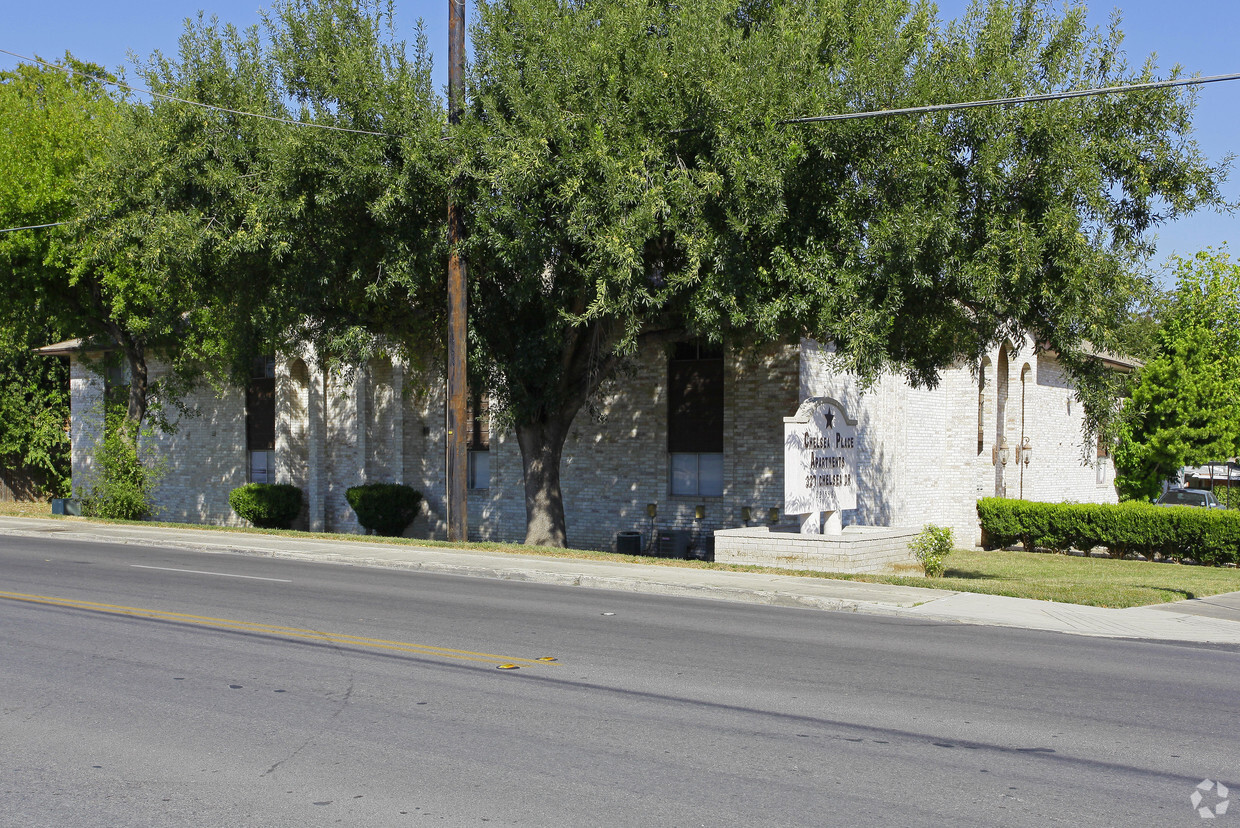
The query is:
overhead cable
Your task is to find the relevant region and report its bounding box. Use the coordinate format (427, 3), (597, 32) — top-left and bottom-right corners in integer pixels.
(780, 72), (1240, 124)
(0, 48), (404, 139)
(3, 48), (1239, 136)
(0, 221), (69, 234)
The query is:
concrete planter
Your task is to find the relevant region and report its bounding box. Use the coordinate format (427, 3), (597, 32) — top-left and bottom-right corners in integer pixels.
(713, 525), (921, 575)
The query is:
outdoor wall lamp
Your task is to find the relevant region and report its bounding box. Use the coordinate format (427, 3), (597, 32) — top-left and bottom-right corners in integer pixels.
(646, 502), (657, 518)
(768, 507), (779, 523)
(694, 505), (706, 520)
(1021, 437), (1032, 465)
(995, 437), (1010, 466)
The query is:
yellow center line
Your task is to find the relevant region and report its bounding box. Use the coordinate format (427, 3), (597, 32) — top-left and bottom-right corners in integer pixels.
(0, 589), (557, 667)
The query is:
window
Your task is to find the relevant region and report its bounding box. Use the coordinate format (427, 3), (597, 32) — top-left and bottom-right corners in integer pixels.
(1096, 434), (1109, 485)
(977, 362), (986, 455)
(247, 356), (276, 483)
(468, 393), (490, 490)
(249, 449), (274, 484)
(671, 452), (723, 497)
(104, 362), (128, 411)
(668, 343), (724, 497)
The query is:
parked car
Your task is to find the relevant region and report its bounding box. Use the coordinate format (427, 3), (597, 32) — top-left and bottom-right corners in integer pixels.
(1153, 488), (1226, 509)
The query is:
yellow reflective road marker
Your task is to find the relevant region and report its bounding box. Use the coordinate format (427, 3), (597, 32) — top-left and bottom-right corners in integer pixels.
(0, 590), (557, 669)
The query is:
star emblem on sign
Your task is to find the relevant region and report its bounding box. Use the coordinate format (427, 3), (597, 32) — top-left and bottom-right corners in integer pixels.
(824, 409), (835, 429)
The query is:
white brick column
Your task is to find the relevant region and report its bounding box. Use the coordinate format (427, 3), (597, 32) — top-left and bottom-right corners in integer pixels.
(306, 364), (327, 532)
(69, 356), (105, 494)
(390, 360), (404, 482)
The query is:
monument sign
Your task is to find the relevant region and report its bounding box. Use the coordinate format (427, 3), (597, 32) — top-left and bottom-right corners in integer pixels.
(784, 397), (858, 534)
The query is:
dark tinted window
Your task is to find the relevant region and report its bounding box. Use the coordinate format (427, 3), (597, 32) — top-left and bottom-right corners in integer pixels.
(246, 357), (276, 452)
(668, 344), (723, 453)
(468, 393), (490, 450)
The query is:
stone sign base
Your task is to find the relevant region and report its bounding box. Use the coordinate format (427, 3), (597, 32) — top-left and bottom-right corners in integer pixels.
(713, 525), (923, 575)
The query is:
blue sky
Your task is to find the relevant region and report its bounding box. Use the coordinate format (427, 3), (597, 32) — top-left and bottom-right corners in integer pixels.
(3, 1), (1235, 280)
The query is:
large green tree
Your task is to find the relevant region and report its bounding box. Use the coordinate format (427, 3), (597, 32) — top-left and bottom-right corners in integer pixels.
(1113, 250), (1240, 501)
(456, 0), (1226, 544)
(128, 2), (447, 375)
(68, 19), (301, 439)
(0, 58), (119, 491)
(259, 0), (448, 361)
(3, 38), (296, 454)
(152, 0), (1226, 546)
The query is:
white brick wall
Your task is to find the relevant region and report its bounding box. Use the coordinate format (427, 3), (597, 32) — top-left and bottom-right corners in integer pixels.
(801, 337), (1116, 546)
(142, 361), (248, 525)
(69, 356), (104, 491)
(542, 342), (799, 551)
(68, 357), (250, 525)
(65, 335), (1117, 550)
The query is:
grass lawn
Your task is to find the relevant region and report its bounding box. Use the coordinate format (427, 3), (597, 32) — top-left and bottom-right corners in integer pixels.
(810, 548), (1240, 608)
(0, 500), (55, 518)
(2, 501), (1237, 608)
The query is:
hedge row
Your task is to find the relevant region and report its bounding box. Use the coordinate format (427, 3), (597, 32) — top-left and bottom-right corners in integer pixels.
(977, 498), (1240, 566)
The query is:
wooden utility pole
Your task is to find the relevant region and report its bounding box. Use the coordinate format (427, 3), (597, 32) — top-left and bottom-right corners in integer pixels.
(445, 0), (468, 541)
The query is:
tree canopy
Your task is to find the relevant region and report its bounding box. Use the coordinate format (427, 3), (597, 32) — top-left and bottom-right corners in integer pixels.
(454, 0), (1227, 542)
(0, 58), (119, 491)
(1113, 250), (1240, 501)
(69, 20), (301, 436)
(4, 0), (1229, 541)
(1, 38), (294, 448)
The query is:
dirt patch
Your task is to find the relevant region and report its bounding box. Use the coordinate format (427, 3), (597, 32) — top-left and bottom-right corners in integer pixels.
(0, 500), (52, 518)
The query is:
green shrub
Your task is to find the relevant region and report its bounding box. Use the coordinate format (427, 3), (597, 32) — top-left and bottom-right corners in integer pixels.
(977, 498), (1021, 550)
(346, 483), (422, 537)
(1017, 500), (1062, 552)
(910, 524), (953, 577)
(77, 426), (164, 520)
(229, 483), (303, 529)
(976, 497), (1240, 566)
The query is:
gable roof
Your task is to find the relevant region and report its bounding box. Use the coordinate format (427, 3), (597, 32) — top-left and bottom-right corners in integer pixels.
(32, 337), (122, 358)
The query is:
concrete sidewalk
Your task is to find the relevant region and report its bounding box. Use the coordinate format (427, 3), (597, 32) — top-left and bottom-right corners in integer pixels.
(2, 516), (1239, 645)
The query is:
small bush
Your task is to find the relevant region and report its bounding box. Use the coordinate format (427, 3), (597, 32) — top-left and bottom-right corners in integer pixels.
(346, 483), (422, 537)
(911, 524), (953, 577)
(229, 483), (303, 529)
(77, 427), (164, 521)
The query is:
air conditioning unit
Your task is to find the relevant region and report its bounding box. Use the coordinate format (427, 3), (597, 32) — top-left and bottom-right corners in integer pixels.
(656, 529), (692, 559)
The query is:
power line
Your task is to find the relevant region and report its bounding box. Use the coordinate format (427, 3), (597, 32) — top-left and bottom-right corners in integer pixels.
(0, 48), (404, 139)
(0, 221), (69, 234)
(780, 72), (1240, 124)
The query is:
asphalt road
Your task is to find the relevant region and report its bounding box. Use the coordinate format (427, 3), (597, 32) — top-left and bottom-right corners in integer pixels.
(1, 533), (1237, 827)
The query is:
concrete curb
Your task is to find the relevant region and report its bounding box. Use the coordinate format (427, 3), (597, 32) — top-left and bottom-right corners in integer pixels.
(0, 526), (889, 614)
(2, 519), (1238, 644)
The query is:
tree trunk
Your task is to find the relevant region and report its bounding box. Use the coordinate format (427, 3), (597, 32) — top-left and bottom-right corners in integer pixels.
(508, 324), (680, 547)
(516, 416), (572, 547)
(120, 345), (148, 447)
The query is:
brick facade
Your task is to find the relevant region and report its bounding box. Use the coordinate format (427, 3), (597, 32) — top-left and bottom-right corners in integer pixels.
(70, 357), (251, 526)
(800, 338), (1117, 545)
(64, 337), (1116, 549)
